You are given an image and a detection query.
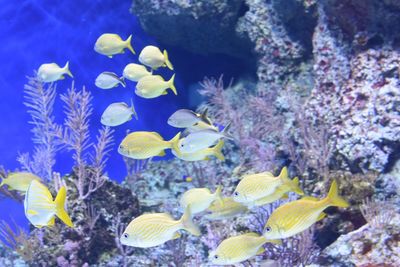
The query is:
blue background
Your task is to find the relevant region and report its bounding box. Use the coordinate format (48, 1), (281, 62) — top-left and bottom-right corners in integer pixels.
(0, 0), (245, 230)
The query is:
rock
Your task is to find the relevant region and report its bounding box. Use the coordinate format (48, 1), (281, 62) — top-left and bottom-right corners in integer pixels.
(319, 224), (400, 266)
(131, 0), (254, 59)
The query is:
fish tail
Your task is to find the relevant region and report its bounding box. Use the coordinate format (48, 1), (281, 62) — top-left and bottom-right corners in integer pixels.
(325, 179), (349, 208)
(214, 185), (224, 205)
(130, 98), (138, 120)
(168, 74), (177, 95)
(179, 205), (200, 236)
(163, 50), (174, 70)
(63, 61), (73, 78)
(221, 122), (234, 140)
(290, 177), (304, 195)
(168, 132), (181, 147)
(125, 35), (136, 54)
(278, 167), (296, 190)
(212, 140), (225, 161)
(120, 76), (126, 88)
(54, 186), (74, 227)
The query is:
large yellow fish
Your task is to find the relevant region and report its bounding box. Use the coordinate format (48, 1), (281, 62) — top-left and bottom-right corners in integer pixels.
(179, 186), (222, 214)
(263, 180), (349, 239)
(0, 172), (42, 193)
(118, 131), (180, 159)
(233, 167), (302, 204)
(135, 74), (177, 99)
(94, 33), (135, 57)
(254, 177), (304, 206)
(206, 197), (249, 220)
(37, 62), (73, 83)
(171, 139), (225, 161)
(209, 233), (280, 265)
(24, 180), (74, 228)
(120, 207), (200, 248)
(138, 45), (173, 70)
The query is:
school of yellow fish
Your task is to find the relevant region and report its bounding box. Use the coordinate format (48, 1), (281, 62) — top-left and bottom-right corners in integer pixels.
(7, 33), (350, 265)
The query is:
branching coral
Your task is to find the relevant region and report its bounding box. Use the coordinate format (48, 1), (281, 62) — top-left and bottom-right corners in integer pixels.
(19, 75), (62, 181)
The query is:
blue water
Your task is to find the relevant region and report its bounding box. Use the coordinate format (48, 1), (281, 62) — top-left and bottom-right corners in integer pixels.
(0, 0), (245, 229)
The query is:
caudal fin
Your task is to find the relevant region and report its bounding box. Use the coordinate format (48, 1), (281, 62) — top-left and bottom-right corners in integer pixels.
(163, 50), (174, 70)
(130, 98), (138, 120)
(290, 177), (304, 195)
(213, 185), (223, 205)
(325, 180), (349, 208)
(212, 140), (225, 161)
(179, 206), (200, 236)
(221, 122), (234, 140)
(168, 74), (177, 95)
(278, 167), (301, 194)
(125, 35), (136, 54)
(168, 132), (181, 148)
(54, 186), (74, 227)
(63, 62), (73, 78)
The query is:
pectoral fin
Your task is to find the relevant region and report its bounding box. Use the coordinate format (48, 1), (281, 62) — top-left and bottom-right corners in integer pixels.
(158, 150), (166, 156)
(257, 247), (265, 255)
(27, 209), (38, 215)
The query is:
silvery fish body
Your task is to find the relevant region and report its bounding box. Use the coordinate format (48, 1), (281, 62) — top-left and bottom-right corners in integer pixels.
(101, 102), (137, 127)
(167, 109), (201, 128)
(178, 129), (228, 153)
(95, 72), (126, 89)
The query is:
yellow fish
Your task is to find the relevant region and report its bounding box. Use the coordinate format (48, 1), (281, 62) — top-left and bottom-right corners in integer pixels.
(263, 180), (349, 239)
(0, 172), (42, 193)
(233, 167), (302, 204)
(123, 63), (152, 82)
(138, 45), (173, 70)
(254, 177), (304, 206)
(135, 74), (177, 99)
(120, 207), (200, 247)
(37, 62), (73, 83)
(94, 33), (135, 57)
(179, 186), (222, 214)
(206, 197), (249, 220)
(171, 139), (225, 161)
(24, 180), (74, 228)
(209, 233), (280, 265)
(118, 131), (180, 159)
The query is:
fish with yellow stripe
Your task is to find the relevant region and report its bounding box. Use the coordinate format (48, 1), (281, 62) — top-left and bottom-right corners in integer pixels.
(120, 207), (200, 247)
(253, 177), (304, 206)
(24, 180), (74, 228)
(0, 172), (42, 193)
(233, 167), (302, 204)
(118, 131), (181, 159)
(171, 139), (225, 161)
(206, 197), (249, 220)
(179, 186), (223, 214)
(209, 232), (281, 265)
(263, 180), (349, 240)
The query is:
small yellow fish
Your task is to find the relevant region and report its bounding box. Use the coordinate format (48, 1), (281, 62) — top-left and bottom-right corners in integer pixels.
(206, 197), (249, 220)
(138, 45), (173, 70)
(233, 167), (302, 204)
(171, 139), (225, 161)
(94, 33), (135, 57)
(120, 206), (200, 247)
(254, 177), (304, 206)
(24, 180), (73, 228)
(37, 62), (73, 83)
(180, 186), (222, 214)
(263, 180), (349, 239)
(118, 131), (180, 159)
(135, 74), (177, 99)
(123, 63), (152, 82)
(209, 233), (280, 265)
(0, 172), (42, 193)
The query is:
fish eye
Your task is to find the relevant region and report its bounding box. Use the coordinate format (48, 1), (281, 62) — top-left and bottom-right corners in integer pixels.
(122, 233), (129, 239)
(265, 226), (272, 233)
(234, 192), (239, 196)
(214, 255), (219, 259)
